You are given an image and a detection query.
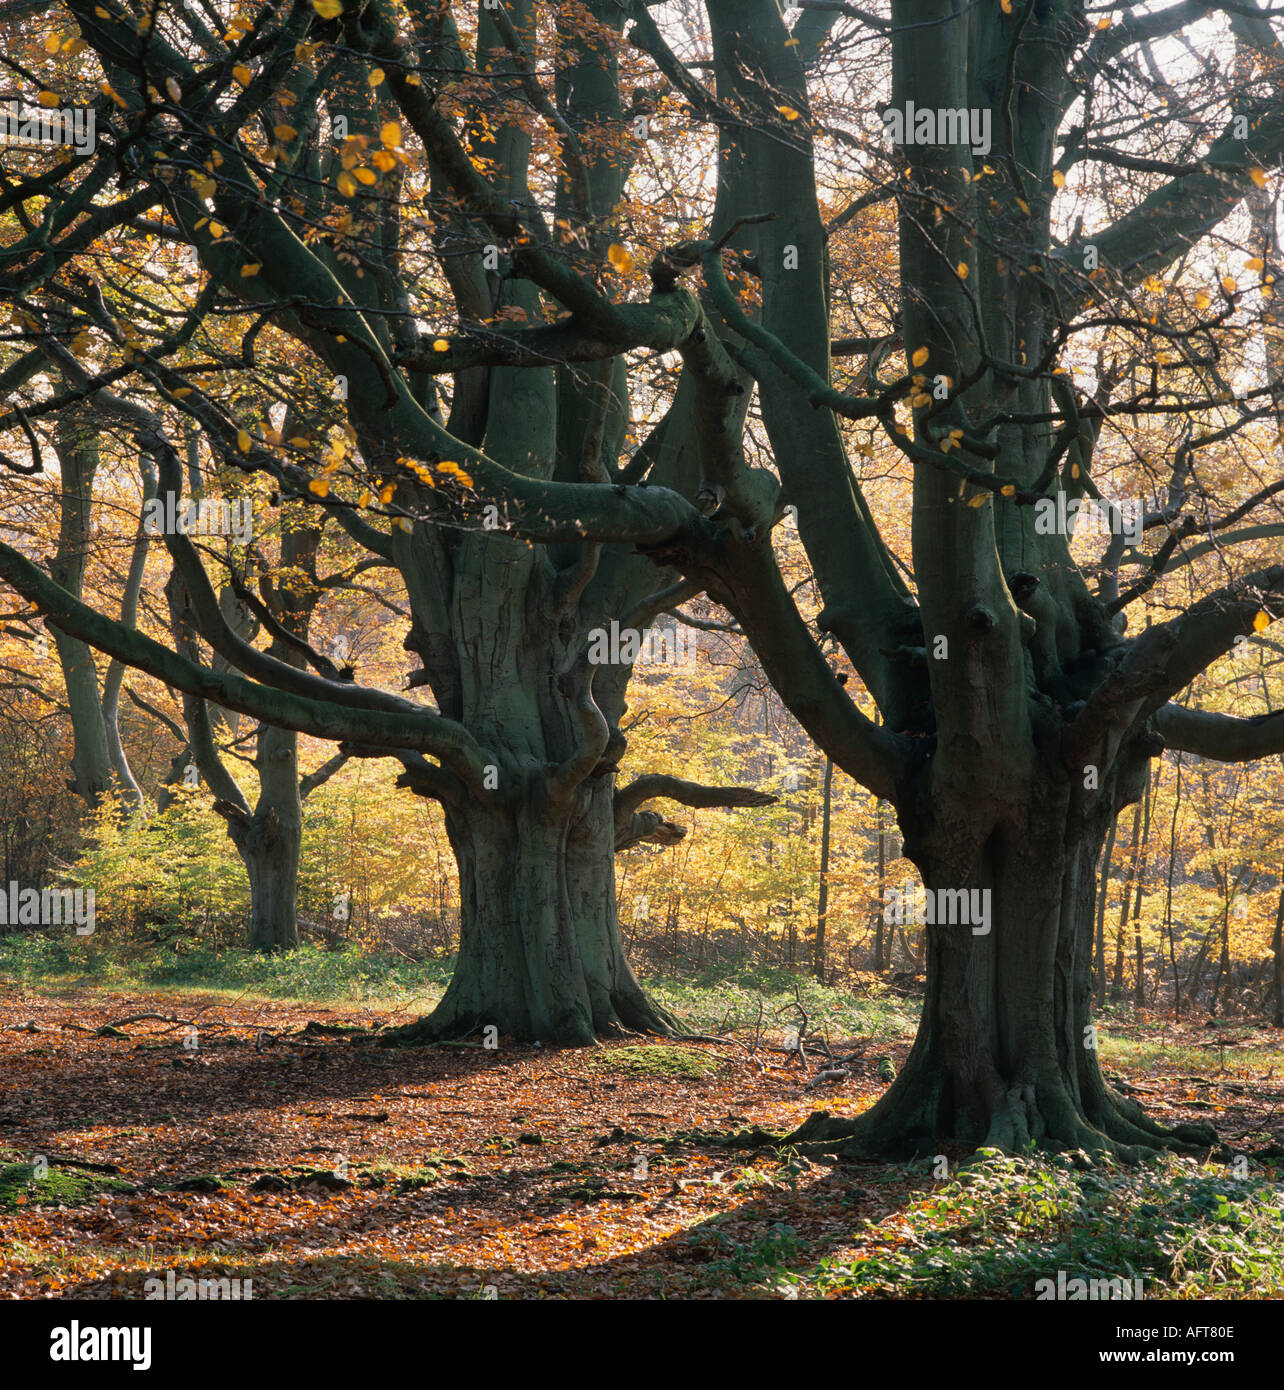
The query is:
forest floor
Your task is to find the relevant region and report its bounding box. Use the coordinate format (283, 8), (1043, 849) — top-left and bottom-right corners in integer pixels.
(2, 982), (1284, 1299)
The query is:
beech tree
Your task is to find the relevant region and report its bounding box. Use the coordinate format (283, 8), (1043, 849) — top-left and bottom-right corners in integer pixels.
(0, 0), (775, 1037)
(1, 0), (1282, 1159)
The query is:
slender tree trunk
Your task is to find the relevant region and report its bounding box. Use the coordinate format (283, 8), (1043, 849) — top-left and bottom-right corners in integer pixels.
(1163, 756), (1184, 1019)
(1271, 874), (1284, 1028)
(49, 415), (114, 806)
(874, 799), (887, 972)
(232, 723), (303, 953)
(814, 754), (833, 982)
(1095, 815), (1117, 1008)
(1133, 767), (1153, 1008)
(1112, 798), (1141, 1002)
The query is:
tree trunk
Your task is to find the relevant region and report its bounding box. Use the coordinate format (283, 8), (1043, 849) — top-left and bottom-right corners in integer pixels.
(1132, 768), (1153, 1008)
(1271, 875), (1284, 1028)
(814, 754), (833, 982)
(1094, 814), (1117, 1008)
(382, 779), (675, 1045)
(873, 799), (887, 972)
(225, 723), (302, 953)
(790, 783), (1216, 1159)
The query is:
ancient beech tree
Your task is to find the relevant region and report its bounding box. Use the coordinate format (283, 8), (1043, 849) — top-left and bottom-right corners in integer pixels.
(1, 0), (1283, 1157)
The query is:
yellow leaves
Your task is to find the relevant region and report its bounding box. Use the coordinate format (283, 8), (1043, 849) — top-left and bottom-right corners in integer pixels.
(1194, 290), (1212, 311)
(1221, 276), (1238, 296)
(776, 105), (801, 121)
(308, 477), (331, 498)
(241, 263), (261, 277)
(311, 0), (343, 17)
(607, 243), (635, 273)
(368, 67), (385, 87)
(381, 120), (402, 149)
(1245, 256), (1265, 272)
(1051, 169), (1066, 189)
(337, 170), (357, 197)
(273, 124), (298, 143)
(911, 346), (930, 368)
(232, 65), (253, 88)
(1250, 167), (1268, 189)
(956, 261), (969, 280)
(37, 91), (61, 108)
(1253, 610), (1272, 632)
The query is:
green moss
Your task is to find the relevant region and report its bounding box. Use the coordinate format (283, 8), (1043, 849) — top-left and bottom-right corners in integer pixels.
(589, 1044), (717, 1080)
(0, 1156), (134, 1210)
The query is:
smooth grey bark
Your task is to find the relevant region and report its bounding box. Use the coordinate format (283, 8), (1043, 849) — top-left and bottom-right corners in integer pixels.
(49, 415), (114, 806)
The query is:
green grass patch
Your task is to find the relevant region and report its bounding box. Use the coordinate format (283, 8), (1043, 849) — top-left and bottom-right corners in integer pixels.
(0, 934), (451, 1008)
(0, 939), (921, 1048)
(647, 963), (918, 1042)
(788, 1152), (1284, 1299)
(0, 1155), (135, 1211)
(589, 1044), (718, 1080)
